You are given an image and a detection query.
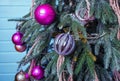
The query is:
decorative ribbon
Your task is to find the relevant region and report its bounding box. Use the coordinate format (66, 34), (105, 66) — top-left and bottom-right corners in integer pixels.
(31, 0), (35, 18)
(28, 59), (36, 75)
(67, 61), (74, 81)
(94, 71), (99, 81)
(57, 55), (65, 81)
(109, 0), (120, 25)
(25, 36), (41, 59)
(113, 70), (120, 81)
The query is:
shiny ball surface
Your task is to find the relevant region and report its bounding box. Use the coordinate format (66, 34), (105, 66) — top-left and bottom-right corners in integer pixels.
(54, 33), (75, 55)
(12, 31), (23, 45)
(25, 73), (30, 79)
(34, 4), (56, 25)
(15, 44), (26, 52)
(15, 70), (26, 81)
(31, 66), (44, 80)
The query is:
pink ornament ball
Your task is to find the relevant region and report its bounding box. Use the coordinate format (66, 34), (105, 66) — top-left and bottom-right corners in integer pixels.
(12, 31), (23, 45)
(25, 73), (30, 79)
(54, 33), (75, 55)
(34, 4), (56, 25)
(31, 66), (44, 80)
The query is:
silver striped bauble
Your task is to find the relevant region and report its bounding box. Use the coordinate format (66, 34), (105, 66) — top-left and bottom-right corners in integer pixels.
(54, 33), (75, 55)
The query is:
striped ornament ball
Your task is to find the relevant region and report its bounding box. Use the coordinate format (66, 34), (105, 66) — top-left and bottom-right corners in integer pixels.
(54, 33), (75, 55)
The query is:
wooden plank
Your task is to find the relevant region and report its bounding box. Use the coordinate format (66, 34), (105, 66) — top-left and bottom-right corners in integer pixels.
(0, 30), (16, 41)
(0, 18), (16, 30)
(0, 41), (27, 52)
(0, 6), (30, 18)
(0, 63), (18, 74)
(0, 63), (30, 74)
(0, 52), (26, 63)
(0, 41), (17, 52)
(0, 0), (31, 6)
(0, 74), (15, 81)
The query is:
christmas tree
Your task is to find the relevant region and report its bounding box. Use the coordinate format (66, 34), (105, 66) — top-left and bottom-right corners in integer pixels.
(9, 0), (120, 81)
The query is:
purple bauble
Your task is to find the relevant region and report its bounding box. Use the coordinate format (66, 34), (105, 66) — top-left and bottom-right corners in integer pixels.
(34, 4), (56, 25)
(54, 33), (75, 55)
(31, 66), (44, 80)
(12, 31), (23, 45)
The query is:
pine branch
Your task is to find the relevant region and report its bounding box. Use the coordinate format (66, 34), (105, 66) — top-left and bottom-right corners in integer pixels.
(103, 37), (112, 69)
(74, 53), (86, 75)
(8, 18), (31, 21)
(86, 52), (95, 77)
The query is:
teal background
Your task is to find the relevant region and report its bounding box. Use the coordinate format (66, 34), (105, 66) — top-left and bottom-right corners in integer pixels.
(0, 0), (30, 81)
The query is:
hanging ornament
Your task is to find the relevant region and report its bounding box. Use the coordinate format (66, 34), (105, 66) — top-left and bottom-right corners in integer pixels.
(12, 31), (23, 45)
(34, 4), (56, 25)
(54, 33), (75, 55)
(15, 70), (28, 81)
(31, 66), (44, 80)
(15, 44), (26, 52)
(25, 73), (30, 80)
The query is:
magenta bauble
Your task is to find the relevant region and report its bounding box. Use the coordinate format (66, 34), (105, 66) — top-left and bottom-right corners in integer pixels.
(25, 73), (30, 79)
(15, 44), (26, 52)
(12, 31), (23, 45)
(31, 66), (44, 80)
(34, 4), (56, 25)
(54, 33), (75, 55)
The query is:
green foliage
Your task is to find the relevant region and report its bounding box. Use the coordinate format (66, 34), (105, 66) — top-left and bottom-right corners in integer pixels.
(103, 35), (112, 69)
(66, 57), (73, 75)
(9, 0), (120, 81)
(95, 65), (113, 81)
(45, 52), (58, 77)
(86, 52), (95, 77)
(74, 53), (86, 75)
(110, 47), (120, 70)
(91, 0), (117, 24)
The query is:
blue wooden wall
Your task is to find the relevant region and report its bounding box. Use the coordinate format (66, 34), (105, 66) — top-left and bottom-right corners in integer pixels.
(0, 0), (30, 81)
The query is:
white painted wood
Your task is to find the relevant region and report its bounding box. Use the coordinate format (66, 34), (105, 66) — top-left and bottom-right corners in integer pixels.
(0, 74), (15, 81)
(0, 0), (31, 6)
(0, 41), (16, 52)
(0, 6), (30, 18)
(0, 63), (18, 74)
(0, 18), (16, 30)
(0, 30), (16, 41)
(0, 63), (29, 73)
(0, 52), (26, 63)
(0, 0), (31, 80)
